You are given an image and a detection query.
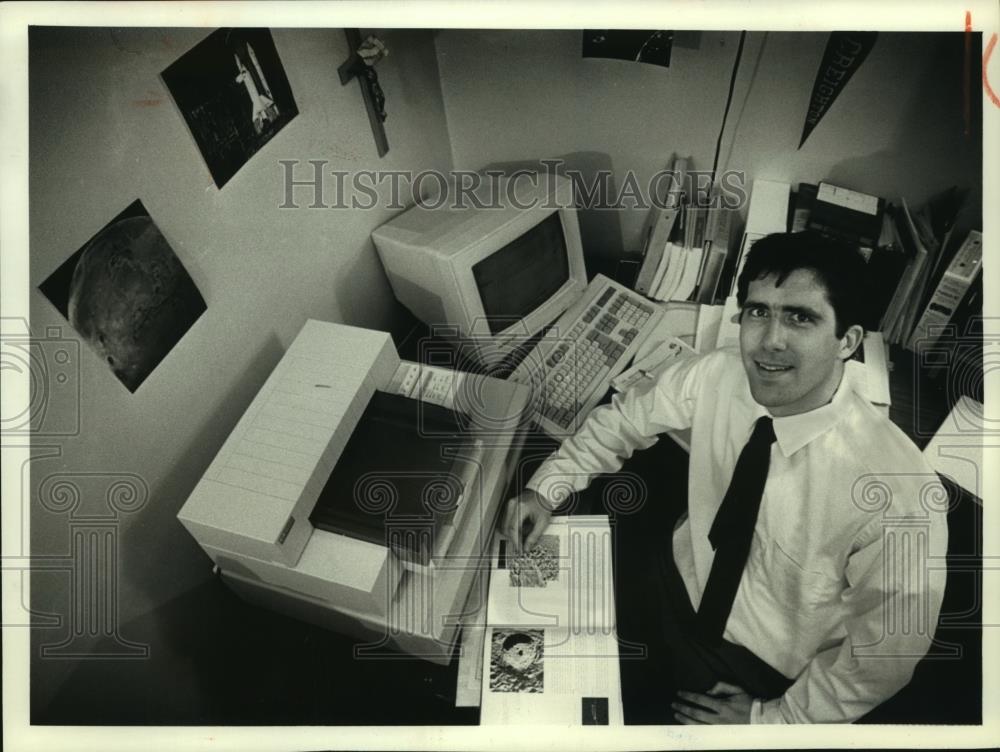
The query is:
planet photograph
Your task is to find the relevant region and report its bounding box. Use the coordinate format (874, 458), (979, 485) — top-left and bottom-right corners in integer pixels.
(38, 199), (207, 392)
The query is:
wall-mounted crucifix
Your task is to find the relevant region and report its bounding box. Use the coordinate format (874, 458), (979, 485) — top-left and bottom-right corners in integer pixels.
(338, 29), (390, 157)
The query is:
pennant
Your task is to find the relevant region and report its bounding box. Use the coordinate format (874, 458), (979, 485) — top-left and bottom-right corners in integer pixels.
(799, 32), (878, 148)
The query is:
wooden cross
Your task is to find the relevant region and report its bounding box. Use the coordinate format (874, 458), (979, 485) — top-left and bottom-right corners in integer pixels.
(338, 29), (390, 157)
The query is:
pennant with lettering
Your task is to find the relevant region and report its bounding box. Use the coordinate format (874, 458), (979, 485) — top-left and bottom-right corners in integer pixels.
(799, 32), (878, 148)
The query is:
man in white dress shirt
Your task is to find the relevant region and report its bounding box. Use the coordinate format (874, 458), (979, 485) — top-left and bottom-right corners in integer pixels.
(502, 231), (947, 723)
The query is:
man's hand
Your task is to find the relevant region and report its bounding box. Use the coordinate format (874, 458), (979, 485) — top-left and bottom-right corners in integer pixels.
(501, 489), (553, 555)
(672, 681), (754, 724)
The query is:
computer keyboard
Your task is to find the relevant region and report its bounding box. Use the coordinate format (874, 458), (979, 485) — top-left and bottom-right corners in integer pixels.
(508, 273), (664, 436)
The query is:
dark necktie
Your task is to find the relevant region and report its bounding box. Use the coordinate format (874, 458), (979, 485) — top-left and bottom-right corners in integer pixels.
(697, 415), (776, 643)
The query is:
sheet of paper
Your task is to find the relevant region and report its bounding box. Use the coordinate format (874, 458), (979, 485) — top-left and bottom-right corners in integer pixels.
(648, 300), (699, 347)
(486, 516), (614, 631)
(610, 335), (696, 392)
(694, 303), (725, 353)
(480, 628), (624, 725)
(861, 331), (891, 406)
(481, 516), (623, 725)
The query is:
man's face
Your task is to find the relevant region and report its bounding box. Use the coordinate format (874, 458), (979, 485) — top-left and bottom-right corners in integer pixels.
(739, 269), (861, 417)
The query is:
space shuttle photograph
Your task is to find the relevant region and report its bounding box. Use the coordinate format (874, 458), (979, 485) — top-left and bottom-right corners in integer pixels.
(161, 27), (298, 187)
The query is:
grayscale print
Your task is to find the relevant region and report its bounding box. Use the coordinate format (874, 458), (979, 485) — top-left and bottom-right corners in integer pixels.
(489, 629), (545, 693)
(1, 3), (994, 752)
(509, 534), (561, 588)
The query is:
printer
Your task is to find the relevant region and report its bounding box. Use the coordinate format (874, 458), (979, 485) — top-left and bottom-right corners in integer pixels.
(178, 319), (531, 663)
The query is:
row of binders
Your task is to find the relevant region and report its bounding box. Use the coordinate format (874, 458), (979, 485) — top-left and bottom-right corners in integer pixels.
(633, 155), (734, 306)
(788, 181), (983, 351)
(633, 159), (983, 354)
(871, 201), (981, 351)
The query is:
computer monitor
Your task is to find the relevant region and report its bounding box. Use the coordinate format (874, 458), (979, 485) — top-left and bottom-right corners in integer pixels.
(371, 172), (587, 369)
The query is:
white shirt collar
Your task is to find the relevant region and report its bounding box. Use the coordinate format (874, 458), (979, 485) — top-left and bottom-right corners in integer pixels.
(741, 359), (864, 458)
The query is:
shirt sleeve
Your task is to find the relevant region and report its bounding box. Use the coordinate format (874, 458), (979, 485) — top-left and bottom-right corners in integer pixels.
(525, 350), (711, 508)
(751, 489), (948, 724)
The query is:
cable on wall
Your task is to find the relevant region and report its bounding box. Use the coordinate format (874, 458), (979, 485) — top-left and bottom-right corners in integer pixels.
(710, 31), (747, 188)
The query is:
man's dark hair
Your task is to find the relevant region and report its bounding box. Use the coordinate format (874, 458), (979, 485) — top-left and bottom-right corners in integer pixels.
(735, 230), (871, 337)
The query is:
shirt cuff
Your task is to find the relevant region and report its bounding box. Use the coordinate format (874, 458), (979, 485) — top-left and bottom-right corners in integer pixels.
(524, 468), (577, 511)
(750, 697), (787, 724)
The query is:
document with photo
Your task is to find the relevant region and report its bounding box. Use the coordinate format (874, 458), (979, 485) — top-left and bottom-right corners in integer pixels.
(481, 516), (623, 725)
(480, 626), (623, 724)
(486, 516), (615, 631)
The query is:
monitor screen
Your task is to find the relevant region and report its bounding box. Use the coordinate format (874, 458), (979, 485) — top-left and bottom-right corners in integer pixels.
(472, 213), (570, 335)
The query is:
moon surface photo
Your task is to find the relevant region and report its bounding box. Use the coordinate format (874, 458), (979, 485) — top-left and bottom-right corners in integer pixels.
(38, 200), (207, 392)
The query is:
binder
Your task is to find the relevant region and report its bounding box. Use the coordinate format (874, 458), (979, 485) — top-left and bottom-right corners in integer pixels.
(635, 158), (686, 294)
(634, 230), (669, 294)
(892, 198), (932, 344)
(696, 206), (733, 304)
(906, 230), (982, 351)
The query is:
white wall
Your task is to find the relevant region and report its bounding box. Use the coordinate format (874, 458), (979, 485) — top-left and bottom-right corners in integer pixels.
(435, 30), (982, 256)
(28, 26), (452, 709)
